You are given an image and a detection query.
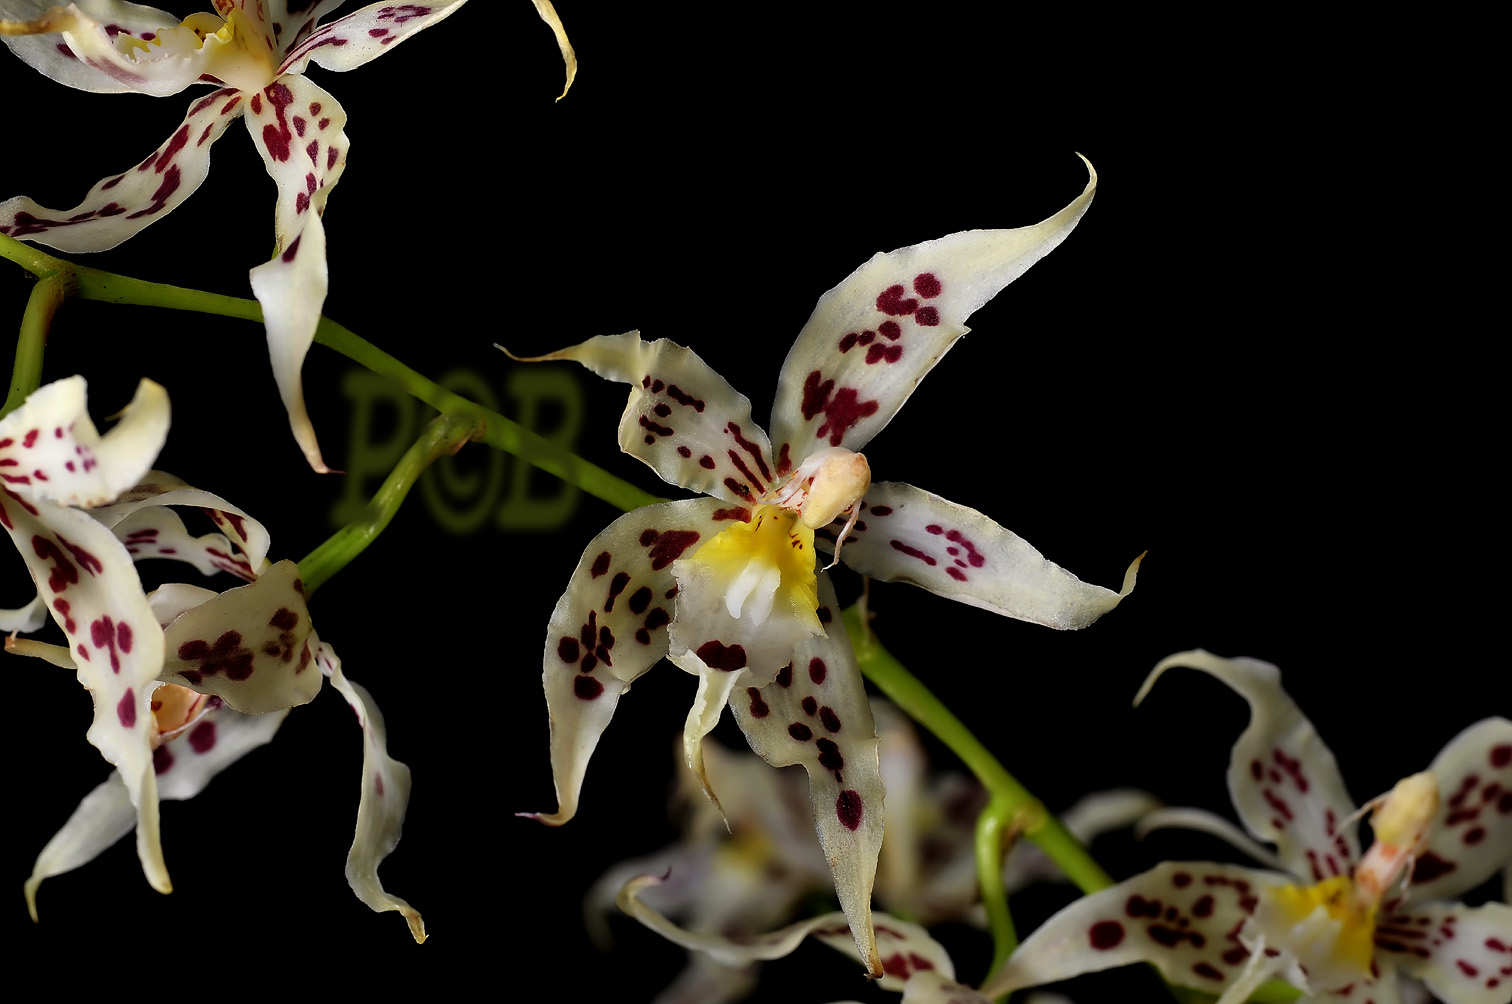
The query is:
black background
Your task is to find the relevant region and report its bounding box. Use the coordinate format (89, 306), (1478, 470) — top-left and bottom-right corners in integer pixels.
(3, 4), (1500, 1001)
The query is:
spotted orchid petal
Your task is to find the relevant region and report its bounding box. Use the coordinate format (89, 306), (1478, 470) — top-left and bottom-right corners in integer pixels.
(0, 2), (265, 96)
(1, 85), (245, 250)
(278, 0), (467, 75)
(317, 642), (425, 943)
(1410, 717), (1512, 903)
(506, 332), (778, 505)
(618, 874), (975, 997)
(834, 483), (1141, 630)
(94, 470), (272, 577)
(110, 505), (249, 578)
(727, 572), (886, 975)
(1135, 650), (1362, 883)
(526, 497), (735, 825)
(0, 377), (169, 505)
(24, 700), (286, 920)
(979, 861), (1294, 999)
(1379, 901), (1512, 1004)
(243, 74), (348, 473)
(151, 560), (321, 714)
(1, 377), (171, 892)
(769, 155), (1096, 465)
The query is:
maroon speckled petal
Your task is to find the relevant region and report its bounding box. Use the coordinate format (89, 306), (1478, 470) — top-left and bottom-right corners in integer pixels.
(1135, 650), (1362, 884)
(1411, 717), (1512, 903)
(979, 861), (1291, 998)
(769, 156), (1096, 465)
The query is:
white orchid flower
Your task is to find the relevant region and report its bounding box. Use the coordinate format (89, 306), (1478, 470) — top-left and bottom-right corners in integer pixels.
(0, 1), (574, 470)
(980, 651), (1512, 1004)
(513, 154), (1141, 976)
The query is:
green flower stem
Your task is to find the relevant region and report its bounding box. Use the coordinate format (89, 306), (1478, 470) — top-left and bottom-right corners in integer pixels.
(842, 603), (1113, 994)
(974, 795), (1018, 975)
(842, 604), (1114, 893)
(0, 235), (662, 513)
(3, 270), (70, 419)
(298, 411), (483, 595)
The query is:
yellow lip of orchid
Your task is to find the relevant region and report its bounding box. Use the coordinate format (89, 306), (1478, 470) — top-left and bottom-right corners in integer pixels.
(678, 505), (822, 632)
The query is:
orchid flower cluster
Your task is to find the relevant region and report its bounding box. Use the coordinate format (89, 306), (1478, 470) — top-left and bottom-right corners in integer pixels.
(3, 6), (1507, 1003)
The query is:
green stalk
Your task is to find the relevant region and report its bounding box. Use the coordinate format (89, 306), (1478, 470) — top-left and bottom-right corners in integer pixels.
(842, 603), (1112, 996)
(1, 244), (662, 513)
(3, 271), (70, 419)
(298, 411), (483, 595)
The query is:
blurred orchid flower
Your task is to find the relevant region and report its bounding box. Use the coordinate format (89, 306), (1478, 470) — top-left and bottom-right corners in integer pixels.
(3, 380), (422, 938)
(617, 872), (995, 1004)
(513, 155), (1141, 974)
(979, 651), (1512, 1004)
(585, 710), (1156, 1003)
(0, 1), (574, 471)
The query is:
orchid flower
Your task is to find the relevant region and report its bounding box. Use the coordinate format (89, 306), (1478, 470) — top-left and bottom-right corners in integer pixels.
(512, 154), (1141, 974)
(617, 872), (995, 1004)
(586, 713), (1157, 1004)
(979, 650), (1512, 1004)
(0, 0), (575, 471)
(3, 379), (422, 938)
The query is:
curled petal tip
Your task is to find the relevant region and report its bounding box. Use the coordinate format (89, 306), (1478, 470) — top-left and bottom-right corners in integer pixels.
(515, 809), (570, 827)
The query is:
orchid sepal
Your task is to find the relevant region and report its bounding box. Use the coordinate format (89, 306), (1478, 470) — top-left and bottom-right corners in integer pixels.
(317, 641), (426, 943)
(836, 482), (1142, 629)
(2, 377), (172, 893)
(616, 873), (987, 999)
(769, 154), (1097, 460)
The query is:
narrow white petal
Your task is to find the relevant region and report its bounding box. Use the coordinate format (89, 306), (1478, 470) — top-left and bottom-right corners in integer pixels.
(836, 482), (1139, 629)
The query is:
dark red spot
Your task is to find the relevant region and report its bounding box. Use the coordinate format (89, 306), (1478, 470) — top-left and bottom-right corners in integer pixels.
(889, 539), (937, 566)
(696, 640), (747, 671)
(643, 529), (701, 570)
(788, 722), (813, 741)
(1173, 872), (1192, 887)
(590, 551), (611, 577)
(915, 306), (940, 326)
(816, 738), (844, 771)
(188, 721), (216, 753)
(866, 343), (903, 364)
(1464, 826), (1486, 845)
(808, 657), (827, 683)
(800, 370), (834, 421)
(699, 455), (716, 469)
(269, 607), (299, 631)
(1089, 921), (1124, 949)
(1192, 894), (1214, 917)
(628, 587), (652, 614)
(116, 689), (136, 728)
(1492, 744), (1512, 768)
(819, 707), (842, 732)
(153, 745), (174, 774)
(913, 273), (942, 297)
(876, 284), (919, 316)
(677, 445), (691, 457)
(574, 675), (604, 700)
(836, 789), (863, 830)
(604, 572), (631, 611)
(712, 507), (752, 522)
(747, 687), (769, 718)
(801, 696), (817, 715)
(1457, 960), (1480, 977)
(558, 637), (580, 663)
(1412, 851), (1458, 883)
(1193, 962), (1224, 981)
